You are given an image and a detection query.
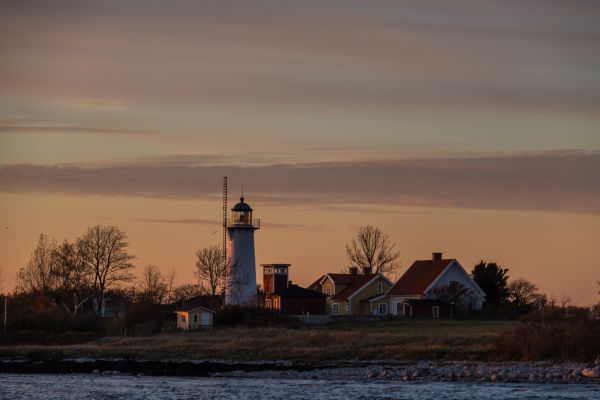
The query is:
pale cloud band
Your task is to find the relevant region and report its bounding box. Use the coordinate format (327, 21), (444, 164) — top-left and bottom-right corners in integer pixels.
(1, 152), (598, 215)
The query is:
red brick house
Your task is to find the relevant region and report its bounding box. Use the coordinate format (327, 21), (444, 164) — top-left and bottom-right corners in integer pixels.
(262, 264), (326, 315)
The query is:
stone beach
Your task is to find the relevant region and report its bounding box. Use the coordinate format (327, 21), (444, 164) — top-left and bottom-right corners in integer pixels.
(215, 359), (600, 384)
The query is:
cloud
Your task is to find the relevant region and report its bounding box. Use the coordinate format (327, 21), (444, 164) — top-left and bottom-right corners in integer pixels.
(0, 151), (598, 215)
(0, 118), (151, 136)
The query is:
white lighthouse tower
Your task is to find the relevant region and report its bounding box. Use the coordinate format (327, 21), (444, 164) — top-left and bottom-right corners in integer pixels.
(225, 195), (260, 305)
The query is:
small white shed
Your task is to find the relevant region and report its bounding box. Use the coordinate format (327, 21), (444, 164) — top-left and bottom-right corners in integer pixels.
(175, 305), (215, 330)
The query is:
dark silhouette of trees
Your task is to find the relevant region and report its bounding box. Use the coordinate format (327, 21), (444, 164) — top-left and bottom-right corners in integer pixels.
(139, 265), (168, 304)
(195, 245), (227, 296)
(172, 283), (206, 302)
(345, 226), (401, 275)
(52, 240), (94, 316)
(78, 225), (135, 315)
(508, 278), (546, 313)
(16, 234), (59, 295)
(471, 261), (509, 308)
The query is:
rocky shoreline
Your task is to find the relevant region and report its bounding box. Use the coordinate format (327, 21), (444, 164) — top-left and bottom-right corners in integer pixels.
(0, 358), (599, 384)
(218, 361), (600, 384)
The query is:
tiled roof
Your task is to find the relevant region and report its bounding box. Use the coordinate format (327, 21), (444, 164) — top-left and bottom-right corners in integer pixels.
(331, 274), (377, 300)
(387, 259), (454, 296)
(307, 276), (324, 292)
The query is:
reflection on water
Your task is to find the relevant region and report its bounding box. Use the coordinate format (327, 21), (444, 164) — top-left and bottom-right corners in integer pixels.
(0, 374), (598, 400)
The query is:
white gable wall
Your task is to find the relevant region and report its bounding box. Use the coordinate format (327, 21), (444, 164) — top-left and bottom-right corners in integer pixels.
(423, 262), (485, 310)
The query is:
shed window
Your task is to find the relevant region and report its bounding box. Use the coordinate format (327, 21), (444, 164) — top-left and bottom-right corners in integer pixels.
(378, 303), (387, 315)
(332, 303), (339, 315)
(432, 306), (439, 318)
(193, 314), (198, 323)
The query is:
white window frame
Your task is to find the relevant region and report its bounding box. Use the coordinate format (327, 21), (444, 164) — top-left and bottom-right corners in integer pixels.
(377, 282), (383, 293)
(325, 284), (331, 295)
(432, 306), (440, 318)
(345, 305), (350, 312)
(332, 303), (339, 315)
(378, 303), (387, 315)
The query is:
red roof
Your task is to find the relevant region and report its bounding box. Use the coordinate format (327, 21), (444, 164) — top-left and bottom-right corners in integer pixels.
(331, 274), (376, 300)
(387, 259), (454, 296)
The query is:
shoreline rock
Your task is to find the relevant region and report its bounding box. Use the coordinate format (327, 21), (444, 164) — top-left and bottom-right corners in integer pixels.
(0, 358), (599, 385)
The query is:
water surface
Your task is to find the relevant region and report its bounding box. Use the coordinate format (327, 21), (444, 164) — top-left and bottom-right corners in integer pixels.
(0, 374), (598, 399)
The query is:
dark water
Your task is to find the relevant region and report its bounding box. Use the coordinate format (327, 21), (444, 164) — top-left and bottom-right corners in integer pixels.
(0, 374), (598, 399)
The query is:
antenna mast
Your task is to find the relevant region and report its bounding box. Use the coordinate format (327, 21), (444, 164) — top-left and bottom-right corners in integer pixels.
(222, 176), (228, 263)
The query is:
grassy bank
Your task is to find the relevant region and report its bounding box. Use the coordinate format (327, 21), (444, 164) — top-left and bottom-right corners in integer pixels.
(0, 320), (515, 363)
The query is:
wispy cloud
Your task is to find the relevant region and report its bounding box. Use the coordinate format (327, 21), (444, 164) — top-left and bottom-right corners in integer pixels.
(1, 151), (598, 215)
(0, 118), (150, 136)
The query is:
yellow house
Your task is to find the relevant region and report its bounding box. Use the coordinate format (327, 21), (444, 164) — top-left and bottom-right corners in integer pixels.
(308, 269), (392, 316)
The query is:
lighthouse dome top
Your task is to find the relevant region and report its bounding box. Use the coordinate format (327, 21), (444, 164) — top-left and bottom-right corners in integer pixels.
(231, 196), (253, 212)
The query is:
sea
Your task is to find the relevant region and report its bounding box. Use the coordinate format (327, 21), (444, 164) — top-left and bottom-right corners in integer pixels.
(0, 374), (598, 399)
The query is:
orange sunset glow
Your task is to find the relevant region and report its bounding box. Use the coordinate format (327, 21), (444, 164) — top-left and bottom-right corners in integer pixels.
(1, 0), (599, 306)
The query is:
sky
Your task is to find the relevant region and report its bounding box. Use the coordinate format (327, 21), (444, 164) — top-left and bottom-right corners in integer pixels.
(0, 0), (599, 304)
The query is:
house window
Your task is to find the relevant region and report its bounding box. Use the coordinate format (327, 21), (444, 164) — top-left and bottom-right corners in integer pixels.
(377, 282), (383, 293)
(378, 303), (387, 315)
(345, 305), (350, 312)
(265, 299), (271, 308)
(193, 314), (198, 323)
(332, 303), (339, 315)
(325, 285), (331, 295)
(432, 306), (439, 318)
(181, 314), (186, 322)
(274, 298), (280, 310)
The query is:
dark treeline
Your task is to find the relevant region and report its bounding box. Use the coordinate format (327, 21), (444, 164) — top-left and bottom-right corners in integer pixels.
(0, 225), (217, 342)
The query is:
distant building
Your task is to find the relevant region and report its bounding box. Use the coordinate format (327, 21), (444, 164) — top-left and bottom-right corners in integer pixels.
(262, 264), (326, 315)
(309, 268), (393, 316)
(369, 252), (486, 318)
(173, 295), (221, 330)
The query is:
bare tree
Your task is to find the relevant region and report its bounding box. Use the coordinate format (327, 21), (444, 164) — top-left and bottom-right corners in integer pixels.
(52, 240), (94, 316)
(78, 225), (135, 315)
(508, 278), (546, 312)
(16, 234), (59, 294)
(195, 245), (227, 296)
(172, 283), (206, 302)
(139, 265), (168, 304)
(432, 282), (473, 310)
(164, 268), (176, 304)
(345, 226), (401, 275)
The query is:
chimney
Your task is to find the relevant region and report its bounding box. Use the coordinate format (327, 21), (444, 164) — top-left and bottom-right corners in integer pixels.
(349, 267), (358, 275)
(432, 252), (443, 262)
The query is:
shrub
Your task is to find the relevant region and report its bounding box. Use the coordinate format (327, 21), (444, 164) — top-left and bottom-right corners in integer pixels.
(493, 306), (600, 361)
(214, 306), (298, 328)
